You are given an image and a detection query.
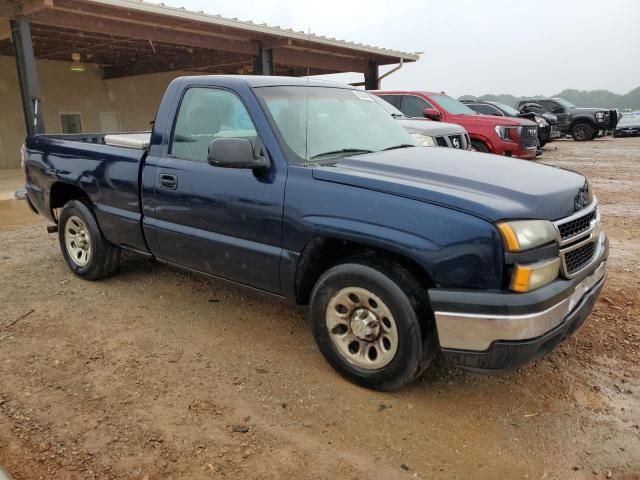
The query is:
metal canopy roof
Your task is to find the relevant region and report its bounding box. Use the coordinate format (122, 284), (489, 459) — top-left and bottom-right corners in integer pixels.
(0, 0), (419, 79)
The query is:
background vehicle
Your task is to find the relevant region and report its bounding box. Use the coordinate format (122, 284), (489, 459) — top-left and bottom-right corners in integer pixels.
(463, 100), (560, 148)
(517, 97), (618, 141)
(614, 114), (640, 137)
(373, 94), (471, 149)
(375, 91), (538, 158)
(23, 76), (607, 390)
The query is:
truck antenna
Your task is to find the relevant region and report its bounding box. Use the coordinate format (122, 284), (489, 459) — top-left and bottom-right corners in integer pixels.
(304, 27), (310, 165)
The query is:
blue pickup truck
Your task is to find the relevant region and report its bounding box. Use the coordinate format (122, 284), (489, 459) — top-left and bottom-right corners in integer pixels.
(22, 76), (608, 390)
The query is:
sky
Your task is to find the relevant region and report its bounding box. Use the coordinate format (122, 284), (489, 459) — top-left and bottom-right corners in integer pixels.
(148, 0), (640, 98)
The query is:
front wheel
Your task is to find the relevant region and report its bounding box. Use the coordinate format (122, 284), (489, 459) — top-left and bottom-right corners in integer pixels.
(58, 200), (120, 280)
(572, 122), (594, 141)
(309, 260), (437, 390)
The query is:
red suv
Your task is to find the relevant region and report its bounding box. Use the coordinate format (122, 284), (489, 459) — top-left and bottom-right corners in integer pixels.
(374, 91), (539, 159)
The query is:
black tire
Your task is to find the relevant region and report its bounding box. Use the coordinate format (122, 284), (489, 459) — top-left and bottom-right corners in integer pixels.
(58, 200), (120, 280)
(309, 258), (437, 391)
(471, 140), (490, 153)
(571, 122), (594, 141)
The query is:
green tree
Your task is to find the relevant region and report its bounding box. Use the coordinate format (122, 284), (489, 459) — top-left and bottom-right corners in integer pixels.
(459, 87), (640, 110)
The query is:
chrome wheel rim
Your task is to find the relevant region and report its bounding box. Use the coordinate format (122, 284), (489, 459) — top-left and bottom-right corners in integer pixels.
(326, 287), (399, 370)
(64, 215), (92, 267)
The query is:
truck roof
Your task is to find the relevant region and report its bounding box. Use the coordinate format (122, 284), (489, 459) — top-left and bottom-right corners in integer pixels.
(373, 90), (444, 96)
(176, 75), (355, 89)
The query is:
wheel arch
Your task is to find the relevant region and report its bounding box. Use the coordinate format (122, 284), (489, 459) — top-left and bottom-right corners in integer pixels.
(570, 116), (597, 131)
(468, 134), (494, 153)
(294, 236), (435, 306)
(49, 182), (91, 222)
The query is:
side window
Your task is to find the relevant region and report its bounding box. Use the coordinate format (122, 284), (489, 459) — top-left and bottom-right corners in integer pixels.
(378, 95), (401, 108)
(539, 101), (557, 112)
(171, 88), (257, 162)
(472, 104), (501, 115)
(400, 95), (434, 117)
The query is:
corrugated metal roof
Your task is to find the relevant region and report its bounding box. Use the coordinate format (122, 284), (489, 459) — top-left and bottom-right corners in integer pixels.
(87, 0), (420, 61)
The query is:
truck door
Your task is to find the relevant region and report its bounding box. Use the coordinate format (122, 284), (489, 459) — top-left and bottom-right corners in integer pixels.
(541, 100), (569, 130)
(146, 87), (286, 294)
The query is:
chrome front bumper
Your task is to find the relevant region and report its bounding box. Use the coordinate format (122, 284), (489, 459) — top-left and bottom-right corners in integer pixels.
(434, 254), (607, 352)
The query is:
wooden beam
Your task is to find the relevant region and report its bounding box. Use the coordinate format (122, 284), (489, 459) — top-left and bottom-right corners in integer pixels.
(273, 47), (367, 74)
(27, 9), (259, 56)
(102, 52), (250, 79)
(21, 0), (53, 16)
(0, 1), (18, 19)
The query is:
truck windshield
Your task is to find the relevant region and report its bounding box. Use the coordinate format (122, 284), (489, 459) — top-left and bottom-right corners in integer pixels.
(255, 86), (416, 164)
(493, 102), (520, 116)
(554, 98), (576, 109)
(430, 94), (478, 115)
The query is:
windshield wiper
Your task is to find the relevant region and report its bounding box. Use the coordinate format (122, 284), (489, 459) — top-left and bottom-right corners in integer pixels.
(310, 148), (374, 159)
(382, 144), (416, 151)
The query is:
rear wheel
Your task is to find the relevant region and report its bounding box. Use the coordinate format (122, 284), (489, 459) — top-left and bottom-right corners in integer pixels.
(309, 259), (437, 390)
(571, 122), (594, 141)
(58, 200), (120, 280)
(471, 140), (490, 153)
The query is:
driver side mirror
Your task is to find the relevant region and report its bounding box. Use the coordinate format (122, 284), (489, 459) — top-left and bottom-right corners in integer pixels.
(423, 108), (441, 121)
(207, 138), (269, 170)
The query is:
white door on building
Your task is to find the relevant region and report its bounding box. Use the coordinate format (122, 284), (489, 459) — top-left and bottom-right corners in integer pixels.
(99, 112), (122, 132)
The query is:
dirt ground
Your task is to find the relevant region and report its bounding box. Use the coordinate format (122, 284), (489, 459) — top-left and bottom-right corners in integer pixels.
(0, 138), (639, 479)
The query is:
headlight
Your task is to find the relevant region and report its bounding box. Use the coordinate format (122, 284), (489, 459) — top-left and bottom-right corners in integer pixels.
(595, 111), (607, 121)
(497, 220), (557, 251)
(510, 258), (561, 292)
(494, 125), (517, 142)
(410, 133), (436, 147)
(534, 117), (548, 127)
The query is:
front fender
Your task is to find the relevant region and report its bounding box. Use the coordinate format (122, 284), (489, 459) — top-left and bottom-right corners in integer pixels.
(282, 167), (504, 295)
(301, 215), (439, 257)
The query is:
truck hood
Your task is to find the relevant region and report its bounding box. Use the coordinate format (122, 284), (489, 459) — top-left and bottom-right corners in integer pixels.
(312, 147), (588, 222)
(396, 118), (467, 136)
(570, 107), (610, 113)
(450, 113), (537, 127)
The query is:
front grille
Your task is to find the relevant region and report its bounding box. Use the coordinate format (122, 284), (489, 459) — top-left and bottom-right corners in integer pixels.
(564, 241), (597, 275)
(448, 134), (464, 149)
(519, 126), (538, 148)
(435, 136), (447, 147)
(557, 210), (597, 241)
(555, 200), (601, 278)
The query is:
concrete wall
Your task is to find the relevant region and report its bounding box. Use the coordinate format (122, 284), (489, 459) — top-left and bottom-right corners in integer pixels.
(0, 55), (187, 169)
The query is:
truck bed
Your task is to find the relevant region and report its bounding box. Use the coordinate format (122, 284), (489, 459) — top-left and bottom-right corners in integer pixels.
(24, 133), (149, 252)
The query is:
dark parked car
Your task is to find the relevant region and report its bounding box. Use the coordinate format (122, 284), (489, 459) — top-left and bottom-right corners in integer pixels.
(463, 100), (560, 147)
(614, 114), (640, 137)
(373, 94), (471, 149)
(517, 97), (618, 141)
(22, 76), (608, 390)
